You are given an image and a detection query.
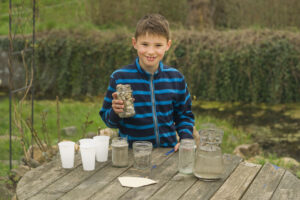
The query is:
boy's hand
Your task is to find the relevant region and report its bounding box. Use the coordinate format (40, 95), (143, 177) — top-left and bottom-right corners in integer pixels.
(174, 143), (180, 152)
(112, 92), (124, 114)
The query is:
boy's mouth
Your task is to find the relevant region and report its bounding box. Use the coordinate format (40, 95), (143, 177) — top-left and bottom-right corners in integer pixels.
(146, 56), (156, 62)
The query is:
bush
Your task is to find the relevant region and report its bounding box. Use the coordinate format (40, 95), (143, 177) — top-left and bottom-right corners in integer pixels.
(170, 29), (300, 103)
(1, 29), (299, 103)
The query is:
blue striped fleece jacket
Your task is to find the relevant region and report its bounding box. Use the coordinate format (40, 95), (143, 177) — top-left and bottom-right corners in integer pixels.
(100, 58), (194, 147)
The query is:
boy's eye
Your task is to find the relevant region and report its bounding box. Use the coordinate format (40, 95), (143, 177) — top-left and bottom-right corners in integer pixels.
(156, 44), (162, 47)
(142, 43), (148, 46)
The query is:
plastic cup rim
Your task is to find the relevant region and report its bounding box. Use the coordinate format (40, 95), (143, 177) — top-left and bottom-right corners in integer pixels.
(58, 141), (75, 147)
(79, 138), (93, 142)
(93, 135), (110, 140)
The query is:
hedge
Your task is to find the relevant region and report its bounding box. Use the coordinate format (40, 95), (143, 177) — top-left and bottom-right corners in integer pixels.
(1, 29), (299, 103)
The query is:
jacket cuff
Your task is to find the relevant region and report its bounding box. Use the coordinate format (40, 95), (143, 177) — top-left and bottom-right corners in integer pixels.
(178, 131), (193, 141)
(109, 108), (121, 123)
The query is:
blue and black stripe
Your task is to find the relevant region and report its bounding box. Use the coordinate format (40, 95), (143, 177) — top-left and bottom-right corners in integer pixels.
(100, 58), (194, 147)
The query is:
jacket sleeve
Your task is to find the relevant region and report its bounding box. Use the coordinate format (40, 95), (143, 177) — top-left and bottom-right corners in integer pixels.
(174, 79), (195, 140)
(99, 75), (121, 128)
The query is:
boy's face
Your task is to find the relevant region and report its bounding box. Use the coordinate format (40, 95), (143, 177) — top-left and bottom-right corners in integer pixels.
(132, 33), (171, 73)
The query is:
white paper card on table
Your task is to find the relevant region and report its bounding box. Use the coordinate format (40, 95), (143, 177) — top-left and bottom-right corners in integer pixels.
(118, 177), (157, 188)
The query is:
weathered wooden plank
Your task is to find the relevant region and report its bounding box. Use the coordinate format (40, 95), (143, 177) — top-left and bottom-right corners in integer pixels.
(241, 163), (285, 200)
(89, 148), (175, 200)
(149, 173), (197, 200)
(58, 148), (154, 200)
(210, 162), (262, 200)
(17, 153), (82, 200)
(271, 170), (300, 200)
(118, 151), (179, 200)
(179, 154), (243, 200)
(28, 153), (112, 200)
(58, 162), (130, 200)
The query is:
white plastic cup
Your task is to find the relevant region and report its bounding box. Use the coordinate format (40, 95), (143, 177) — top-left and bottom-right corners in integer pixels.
(80, 140), (96, 171)
(93, 136), (110, 162)
(79, 138), (93, 145)
(58, 141), (75, 169)
(79, 138), (95, 166)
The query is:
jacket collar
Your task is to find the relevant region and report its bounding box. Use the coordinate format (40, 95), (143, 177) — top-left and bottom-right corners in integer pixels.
(135, 57), (163, 77)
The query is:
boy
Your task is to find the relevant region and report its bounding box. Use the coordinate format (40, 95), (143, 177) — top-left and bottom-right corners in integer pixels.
(100, 14), (194, 151)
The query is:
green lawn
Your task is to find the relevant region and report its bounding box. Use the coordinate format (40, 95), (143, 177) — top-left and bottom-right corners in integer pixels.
(0, 96), (106, 138)
(0, 0), (98, 35)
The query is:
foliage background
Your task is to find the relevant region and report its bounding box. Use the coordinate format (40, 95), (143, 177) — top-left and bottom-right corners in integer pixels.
(1, 29), (299, 103)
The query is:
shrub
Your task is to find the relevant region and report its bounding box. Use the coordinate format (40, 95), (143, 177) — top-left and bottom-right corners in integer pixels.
(1, 29), (299, 103)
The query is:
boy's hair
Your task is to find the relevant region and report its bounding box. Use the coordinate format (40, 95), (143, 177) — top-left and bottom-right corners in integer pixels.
(135, 14), (170, 41)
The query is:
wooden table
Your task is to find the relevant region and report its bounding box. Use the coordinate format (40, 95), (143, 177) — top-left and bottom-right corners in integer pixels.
(17, 148), (300, 200)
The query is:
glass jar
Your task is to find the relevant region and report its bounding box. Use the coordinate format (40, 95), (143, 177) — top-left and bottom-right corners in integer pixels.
(111, 137), (128, 167)
(116, 84), (135, 118)
(178, 139), (195, 174)
(193, 128), (224, 180)
(133, 141), (153, 169)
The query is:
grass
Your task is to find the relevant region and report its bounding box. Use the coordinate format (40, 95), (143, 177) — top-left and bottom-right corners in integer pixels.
(0, 0), (98, 36)
(0, 96), (106, 138)
(2, 0), (300, 36)
(0, 98), (10, 136)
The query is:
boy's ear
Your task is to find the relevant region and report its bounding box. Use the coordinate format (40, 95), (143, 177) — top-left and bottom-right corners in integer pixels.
(166, 40), (172, 51)
(132, 37), (137, 49)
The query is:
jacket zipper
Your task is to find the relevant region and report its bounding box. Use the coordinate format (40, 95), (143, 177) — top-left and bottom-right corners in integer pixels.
(150, 75), (159, 146)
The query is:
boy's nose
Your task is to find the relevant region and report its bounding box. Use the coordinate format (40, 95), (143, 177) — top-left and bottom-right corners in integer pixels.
(147, 46), (155, 54)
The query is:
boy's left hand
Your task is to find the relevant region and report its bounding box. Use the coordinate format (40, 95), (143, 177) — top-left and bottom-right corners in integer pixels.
(174, 143), (180, 152)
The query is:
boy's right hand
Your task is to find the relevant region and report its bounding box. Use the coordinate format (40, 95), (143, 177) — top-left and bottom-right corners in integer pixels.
(112, 92), (124, 114)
